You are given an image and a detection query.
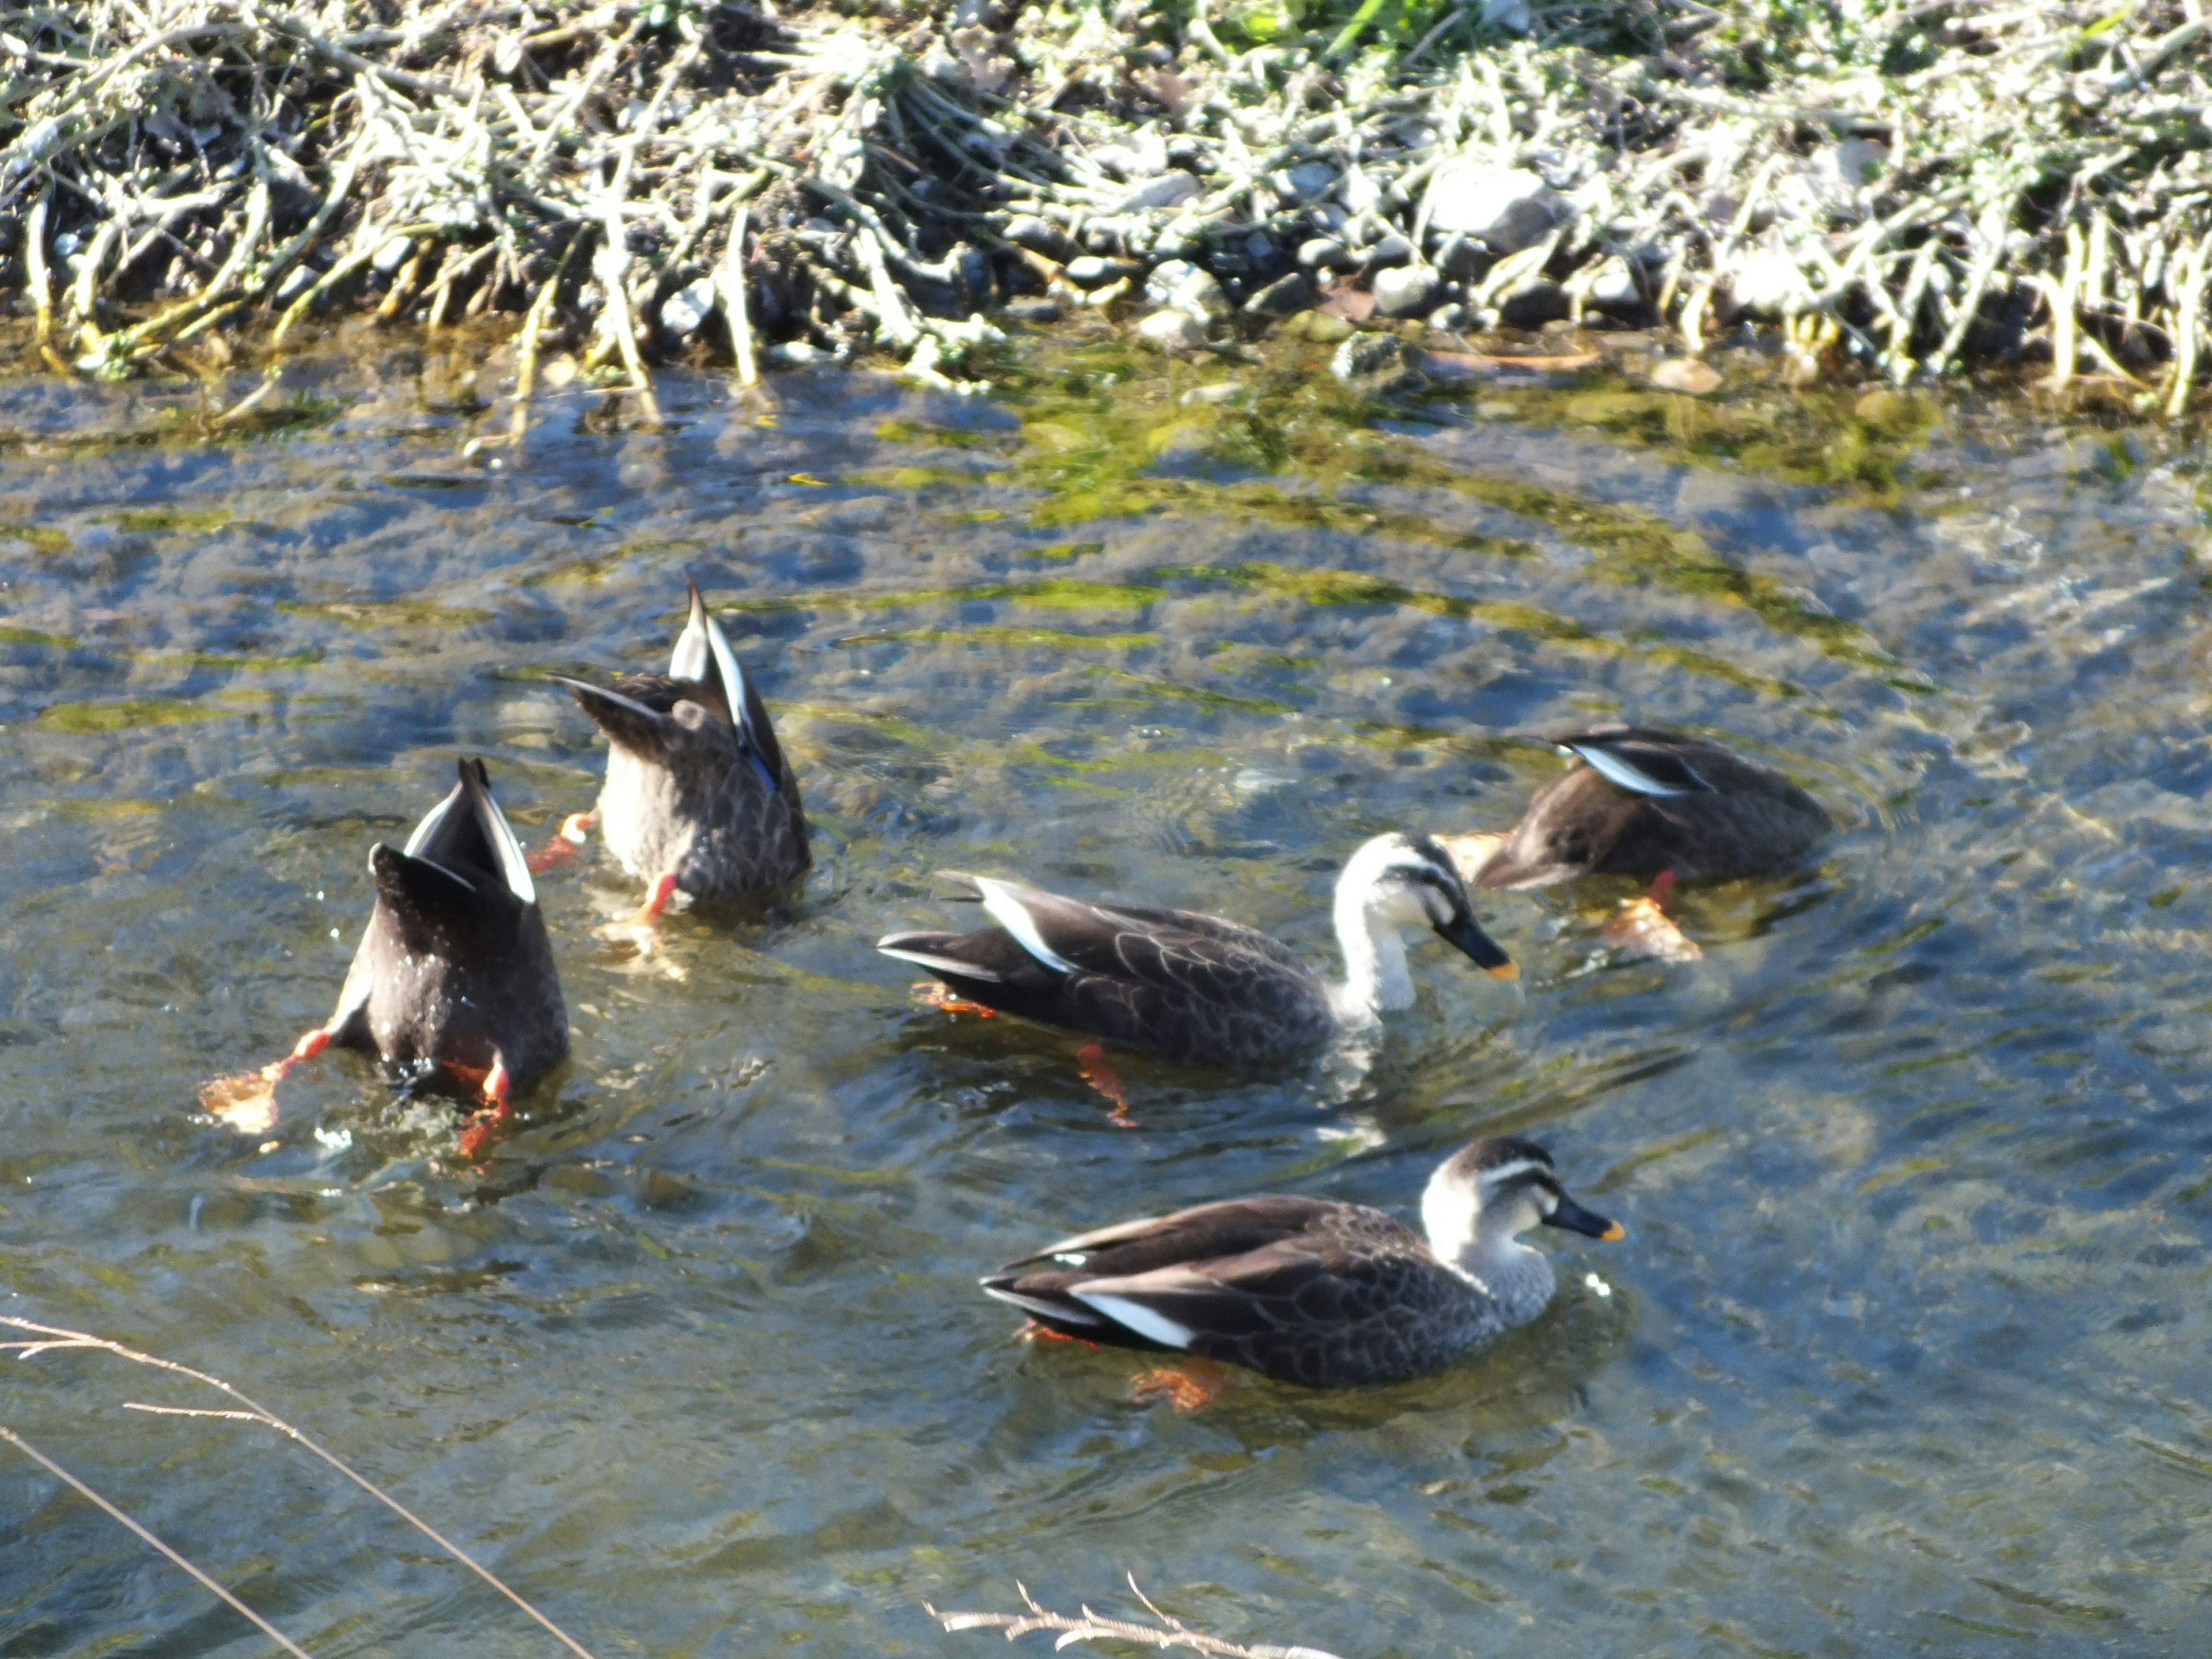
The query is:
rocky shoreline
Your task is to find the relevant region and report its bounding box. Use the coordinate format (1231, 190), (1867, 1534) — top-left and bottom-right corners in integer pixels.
(4, 2), (2208, 419)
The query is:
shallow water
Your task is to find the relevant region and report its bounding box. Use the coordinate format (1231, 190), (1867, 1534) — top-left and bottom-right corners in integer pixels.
(1, 334), (2209, 1658)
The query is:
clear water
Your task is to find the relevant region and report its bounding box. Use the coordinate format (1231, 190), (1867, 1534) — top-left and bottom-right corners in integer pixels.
(2, 334), (2209, 1658)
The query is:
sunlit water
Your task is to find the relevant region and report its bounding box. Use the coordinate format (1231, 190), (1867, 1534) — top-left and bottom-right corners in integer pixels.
(2, 330), (2209, 1658)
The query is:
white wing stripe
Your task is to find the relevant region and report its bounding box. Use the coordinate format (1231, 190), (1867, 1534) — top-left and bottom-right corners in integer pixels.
(974, 879), (1080, 975)
(402, 785), (460, 857)
(1071, 1291), (1196, 1350)
(1571, 743), (1700, 797)
(479, 791), (537, 906)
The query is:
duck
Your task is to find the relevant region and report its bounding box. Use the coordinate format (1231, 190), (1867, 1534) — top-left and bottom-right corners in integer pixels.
(554, 582), (808, 919)
(877, 831), (1516, 1067)
(1453, 725), (1830, 891)
(980, 1134), (1622, 1389)
(211, 759), (569, 1156)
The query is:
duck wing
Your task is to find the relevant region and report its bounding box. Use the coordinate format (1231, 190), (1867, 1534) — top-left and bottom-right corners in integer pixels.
(985, 1199), (1465, 1387)
(1480, 726), (1829, 887)
(880, 874), (1331, 1060)
(668, 582), (796, 796)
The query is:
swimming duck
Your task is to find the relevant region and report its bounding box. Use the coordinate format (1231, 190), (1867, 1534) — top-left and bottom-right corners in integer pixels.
(877, 832), (1515, 1066)
(554, 582), (808, 919)
(203, 760), (569, 1155)
(1456, 725), (1830, 891)
(981, 1134), (1622, 1389)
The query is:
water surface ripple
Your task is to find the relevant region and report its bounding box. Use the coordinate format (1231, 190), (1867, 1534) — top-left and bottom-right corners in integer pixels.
(1, 346), (2208, 1658)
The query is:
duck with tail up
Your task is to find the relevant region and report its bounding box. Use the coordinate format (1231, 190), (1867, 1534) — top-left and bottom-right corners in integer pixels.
(878, 831), (1516, 1074)
(981, 1135), (1622, 1391)
(548, 582), (809, 925)
(200, 759), (568, 1158)
(1444, 725), (1831, 962)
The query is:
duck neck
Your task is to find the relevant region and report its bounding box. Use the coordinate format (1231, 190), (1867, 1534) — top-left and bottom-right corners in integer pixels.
(1439, 1228), (1556, 1325)
(1332, 883), (1414, 1022)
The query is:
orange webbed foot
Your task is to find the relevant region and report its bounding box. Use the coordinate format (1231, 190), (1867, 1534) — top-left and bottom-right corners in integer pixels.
(525, 810), (597, 874)
(1075, 1042), (1135, 1126)
(454, 1059), (513, 1160)
(1600, 869), (1702, 963)
(1130, 1359), (1235, 1411)
(1020, 1321), (1101, 1349)
(915, 982), (995, 1017)
(199, 1028), (332, 1134)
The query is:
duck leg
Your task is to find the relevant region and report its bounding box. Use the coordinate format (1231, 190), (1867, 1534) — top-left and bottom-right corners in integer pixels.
(915, 981), (996, 1017)
(525, 810), (597, 874)
(1074, 1043), (1136, 1126)
(198, 1027), (333, 1134)
(1599, 869), (1703, 963)
(595, 872), (681, 950)
(454, 1056), (513, 1161)
(1128, 1357), (1237, 1411)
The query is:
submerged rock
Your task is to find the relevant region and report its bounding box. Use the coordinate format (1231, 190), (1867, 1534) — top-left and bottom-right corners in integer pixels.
(1136, 308), (1207, 354)
(1330, 331), (1427, 396)
(1147, 260), (1230, 320)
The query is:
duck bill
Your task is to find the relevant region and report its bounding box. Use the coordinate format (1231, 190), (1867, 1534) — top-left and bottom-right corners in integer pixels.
(1434, 911), (1517, 979)
(1543, 1196), (1624, 1241)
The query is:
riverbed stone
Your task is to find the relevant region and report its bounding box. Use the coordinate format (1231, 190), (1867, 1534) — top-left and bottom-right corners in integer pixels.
(1116, 171), (1199, 213)
(660, 276), (717, 338)
(1298, 237), (1354, 270)
(1135, 308), (1207, 354)
(1498, 279), (1570, 328)
(1003, 214), (1076, 262)
(1066, 255), (1139, 288)
(1243, 271), (1316, 319)
(1372, 265), (1438, 317)
(1365, 229), (1415, 267)
(1330, 331), (1427, 396)
(1426, 162), (1572, 253)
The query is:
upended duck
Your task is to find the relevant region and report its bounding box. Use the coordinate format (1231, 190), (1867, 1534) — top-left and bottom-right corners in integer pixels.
(1455, 725), (1830, 891)
(982, 1135), (1622, 1389)
(877, 832), (1516, 1067)
(551, 583), (808, 919)
(200, 760), (567, 1157)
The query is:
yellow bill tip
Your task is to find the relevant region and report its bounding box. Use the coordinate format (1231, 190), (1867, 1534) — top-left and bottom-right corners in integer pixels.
(1486, 962), (1521, 981)
(1600, 1221), (1626, 1243)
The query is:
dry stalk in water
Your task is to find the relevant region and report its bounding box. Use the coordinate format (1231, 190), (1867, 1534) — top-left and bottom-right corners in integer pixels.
(0, 1423), (318, 1658)
(1, 1315), (602, 1659)
(929, 1574), (1347, 1659)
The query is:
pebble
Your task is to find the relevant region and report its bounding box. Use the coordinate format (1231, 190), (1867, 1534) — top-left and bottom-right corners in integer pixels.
(1372, 265), (1438, 318)
(1166, 266), (1229, 321)
(1002, 297), (1063, 323)
(1650, 357), (1724, 394)
(1243, 271), (1316, 318)
(1498, 279), (1570, 328)
(1116, 171), (1199, 213)
(1298, 237), (1354, 270)
(1281, 161), (1336, 200)
(1330, 331), (1427, 396)
(1425, 162), (1571, 253)
(1586, 255), (1643, 314)
(1727, 248), (1806, 319)
(1065, 255), (1139, 288)
(1425, 302), (1471, 334)
(1002, 214), (1075, 262)
(1365, 230), (1415, 267)
(660, 276), (718, 338)
(1135, 308), (1207, 354)
(1180, 381), (1246, 404)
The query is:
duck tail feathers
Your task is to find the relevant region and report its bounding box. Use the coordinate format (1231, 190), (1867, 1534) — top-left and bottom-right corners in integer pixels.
(877, 932), (1005, 983)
